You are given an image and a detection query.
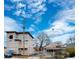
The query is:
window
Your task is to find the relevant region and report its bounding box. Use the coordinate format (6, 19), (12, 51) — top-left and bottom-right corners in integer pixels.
(25, 40), (28, 41)
(9, 35), (13, 39)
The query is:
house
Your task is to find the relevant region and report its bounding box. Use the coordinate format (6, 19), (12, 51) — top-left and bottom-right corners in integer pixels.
(44, 42), (66, 57)
(6, 31), (35, 55)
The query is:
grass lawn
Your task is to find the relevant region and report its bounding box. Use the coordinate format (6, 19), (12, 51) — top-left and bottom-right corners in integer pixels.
(65, 48), (75, 57)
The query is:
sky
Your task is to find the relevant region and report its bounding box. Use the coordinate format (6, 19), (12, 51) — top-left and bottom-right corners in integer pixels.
(4, 0), (75, 45)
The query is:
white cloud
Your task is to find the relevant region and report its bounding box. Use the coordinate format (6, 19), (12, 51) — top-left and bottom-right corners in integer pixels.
(27, 0), (47, 14)
(52, 20), (74, 32)
(45, 20), (74, 35)
(14, 10), (22, 16)
(50, 33), (75, 43)
(27, 0), (43, 9)
(16, 2), (26, 9)
(48, 0), (74, 9)
(11, 0), (22, 2)
(27, 0), (46, 5)
(30, 24), (35, 28)
(38, 26), (74, 44)
(33, 16), (42, 24)
(4, 5), (14, 11)
(43, 8), (75, 43)
(55, 8), (75, 22)
(4, 16), (22, 31)
(5, 0), (47, 25)
(12, 0), (47, 17)
(26, 24), (36, 32)
(14, 10), (32, 18)
(31, 4), (46, 13)
(27, 27), (35, 32)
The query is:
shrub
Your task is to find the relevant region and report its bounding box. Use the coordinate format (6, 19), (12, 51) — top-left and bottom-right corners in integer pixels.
(65, 48), (75, 57)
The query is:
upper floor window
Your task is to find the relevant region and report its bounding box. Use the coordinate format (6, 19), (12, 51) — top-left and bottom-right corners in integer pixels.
(9, 35), (13, 39)
(25, 40), (28, 41)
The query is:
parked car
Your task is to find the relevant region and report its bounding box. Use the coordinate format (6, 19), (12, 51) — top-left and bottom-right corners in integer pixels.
(4, 50), (13, 58)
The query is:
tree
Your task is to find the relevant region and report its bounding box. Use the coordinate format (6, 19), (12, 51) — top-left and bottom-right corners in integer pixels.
(66, 36), (75, 45)
(65, 36), (75, 48)
(35, 32), (51, 50)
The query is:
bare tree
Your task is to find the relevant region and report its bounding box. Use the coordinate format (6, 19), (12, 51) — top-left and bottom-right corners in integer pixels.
(66, 36), (75, 48)
(67, 36), (75, 44)
(36, 32), (51, 50)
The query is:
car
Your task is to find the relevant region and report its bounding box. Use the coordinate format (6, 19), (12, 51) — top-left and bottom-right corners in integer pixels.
(4, 50), (13, 58)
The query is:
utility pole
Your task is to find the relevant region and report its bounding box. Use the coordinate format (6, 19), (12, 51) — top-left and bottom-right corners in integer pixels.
(23, 17), (26, 55)
(20, 12), (26, 55)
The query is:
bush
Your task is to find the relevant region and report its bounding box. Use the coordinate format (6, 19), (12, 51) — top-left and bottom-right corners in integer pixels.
(65, 48), (75, 57)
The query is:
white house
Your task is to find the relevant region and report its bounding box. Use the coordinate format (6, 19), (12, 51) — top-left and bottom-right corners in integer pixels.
(6, 31), (35, 55)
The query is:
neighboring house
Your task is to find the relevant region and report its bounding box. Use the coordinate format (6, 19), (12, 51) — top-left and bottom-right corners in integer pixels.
(44, 42), (66, 57)
(6, 31), (35, 55)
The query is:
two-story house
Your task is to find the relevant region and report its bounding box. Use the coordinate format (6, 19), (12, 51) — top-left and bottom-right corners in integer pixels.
(6, 31), (35, 55)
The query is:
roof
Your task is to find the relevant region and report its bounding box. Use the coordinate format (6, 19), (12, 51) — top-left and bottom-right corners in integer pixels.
(6, 31), (34, 38)
(5, 31), (16, 33)
(44, 43), (65, 49)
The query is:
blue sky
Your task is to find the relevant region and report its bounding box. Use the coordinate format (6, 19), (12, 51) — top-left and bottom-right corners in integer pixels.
(4, 0), (75, 44)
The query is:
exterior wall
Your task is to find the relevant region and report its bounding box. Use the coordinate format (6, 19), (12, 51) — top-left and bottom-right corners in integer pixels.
(17, 33), (35, 55)
(17, 34), (24, 48)
(7, 32), (16, 51)
(25, 34), (35, 55)
(14, 41), (21, 54)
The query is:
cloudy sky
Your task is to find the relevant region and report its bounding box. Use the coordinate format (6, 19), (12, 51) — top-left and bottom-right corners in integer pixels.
(4, 0), (75, 44)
